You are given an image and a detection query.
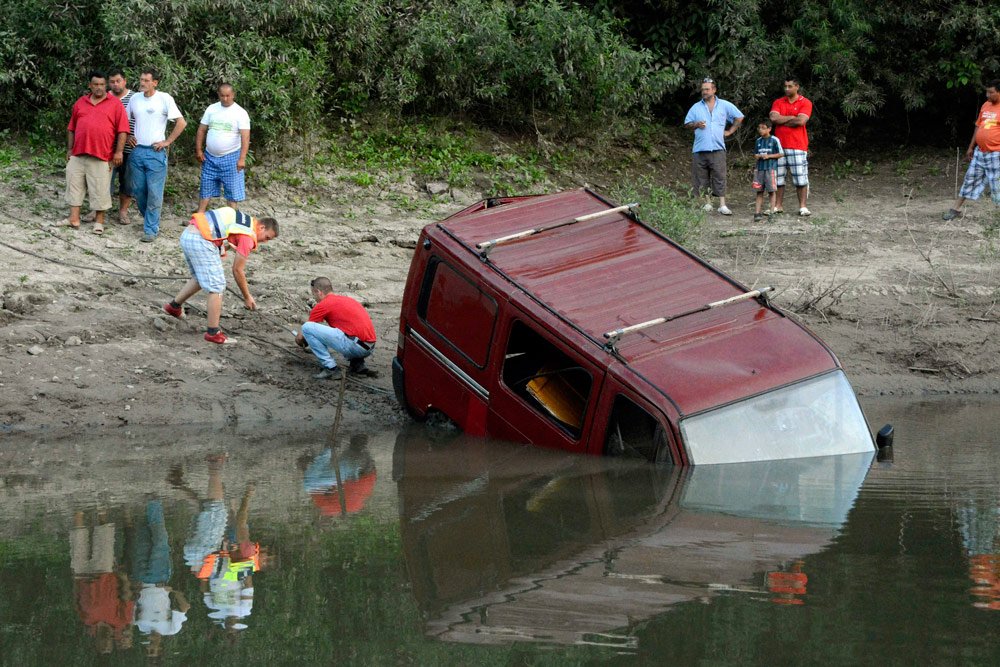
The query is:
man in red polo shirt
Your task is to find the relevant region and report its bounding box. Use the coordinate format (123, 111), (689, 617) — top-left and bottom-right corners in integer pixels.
(65, 71), (129, 234)
(769, 77), (813, 216)
(295, 276), (377, 379)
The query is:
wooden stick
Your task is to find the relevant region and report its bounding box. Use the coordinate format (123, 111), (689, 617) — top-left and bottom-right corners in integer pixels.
(603, 287), (773, 348)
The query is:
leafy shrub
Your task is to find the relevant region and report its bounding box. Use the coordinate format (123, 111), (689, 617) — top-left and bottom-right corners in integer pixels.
(609, 178), (705, 244)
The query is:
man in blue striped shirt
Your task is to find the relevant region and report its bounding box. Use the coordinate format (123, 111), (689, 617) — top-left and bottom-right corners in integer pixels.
(683, 78), (743, 216)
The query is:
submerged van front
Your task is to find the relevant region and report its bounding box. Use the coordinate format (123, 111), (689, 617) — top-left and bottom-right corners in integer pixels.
(393, 189), (877, 465)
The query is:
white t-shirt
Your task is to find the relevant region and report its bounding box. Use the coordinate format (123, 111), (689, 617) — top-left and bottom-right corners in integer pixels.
(135, 585), (188, 636)
(127, 91), (183, 146)
(201, 102), (251, 157)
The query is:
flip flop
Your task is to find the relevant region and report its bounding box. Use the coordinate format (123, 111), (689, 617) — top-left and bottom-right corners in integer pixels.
(93, 222), (104, 235)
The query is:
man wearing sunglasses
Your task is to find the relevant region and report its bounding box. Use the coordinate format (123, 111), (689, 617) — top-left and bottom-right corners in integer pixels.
(684, 77), (744, 216)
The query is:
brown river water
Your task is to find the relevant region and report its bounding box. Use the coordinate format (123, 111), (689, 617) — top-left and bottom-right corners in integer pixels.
(1, 397), (999, 665)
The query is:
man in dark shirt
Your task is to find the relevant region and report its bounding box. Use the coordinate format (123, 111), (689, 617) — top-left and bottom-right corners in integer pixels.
(295, 276), (377, 379)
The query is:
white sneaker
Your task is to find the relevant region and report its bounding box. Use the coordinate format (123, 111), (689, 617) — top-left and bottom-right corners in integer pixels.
(701, 203), (714, 212)
(718, 205), (733, 216)
(798, 207), (811, 217)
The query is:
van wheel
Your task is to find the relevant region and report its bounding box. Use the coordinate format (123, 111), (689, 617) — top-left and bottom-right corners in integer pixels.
(425, 410), (460, 433)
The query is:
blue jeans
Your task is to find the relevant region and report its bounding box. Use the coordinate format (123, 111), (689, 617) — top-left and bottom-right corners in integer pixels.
(301, 321), (372, 370)
(128, 145), (168, 236)
(130, 500), (172, 585)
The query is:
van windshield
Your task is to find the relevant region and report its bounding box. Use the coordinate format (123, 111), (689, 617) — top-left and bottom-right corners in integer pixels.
(679, 371), (873, 464)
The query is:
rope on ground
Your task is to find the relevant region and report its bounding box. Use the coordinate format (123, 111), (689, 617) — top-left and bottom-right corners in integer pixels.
(1, 208), (391, 395)
(0, 238), (186, 281)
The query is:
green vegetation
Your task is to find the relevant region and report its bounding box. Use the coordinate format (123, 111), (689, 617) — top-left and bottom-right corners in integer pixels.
(609, 178), (705, 243)
(2, 0), (995, 153)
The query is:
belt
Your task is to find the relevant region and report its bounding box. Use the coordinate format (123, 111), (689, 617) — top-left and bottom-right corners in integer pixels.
(350, 336), (375, 351)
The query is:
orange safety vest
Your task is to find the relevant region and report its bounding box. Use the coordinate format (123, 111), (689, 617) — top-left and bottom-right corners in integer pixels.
(191, 207), (259, 253)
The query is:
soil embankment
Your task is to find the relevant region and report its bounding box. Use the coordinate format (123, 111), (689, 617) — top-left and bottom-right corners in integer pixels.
(1, 145), (998, 436)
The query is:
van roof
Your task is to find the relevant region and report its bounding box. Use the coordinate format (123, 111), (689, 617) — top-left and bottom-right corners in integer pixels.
(436, 189), (839, 416)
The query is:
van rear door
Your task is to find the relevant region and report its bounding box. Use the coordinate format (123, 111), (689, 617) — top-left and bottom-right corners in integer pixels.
(487, 310), (604, 454)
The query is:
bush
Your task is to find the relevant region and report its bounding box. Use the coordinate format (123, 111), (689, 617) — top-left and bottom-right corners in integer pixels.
(0, 0), (669, 151)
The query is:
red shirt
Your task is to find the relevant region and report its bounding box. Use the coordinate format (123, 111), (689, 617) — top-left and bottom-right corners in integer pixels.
(309, 294), (376, 342)
(975, 100), (1000, 153)
(771, 95), (813, 151)
(67, 94), (130, 162)
(74, 573), (135, 631)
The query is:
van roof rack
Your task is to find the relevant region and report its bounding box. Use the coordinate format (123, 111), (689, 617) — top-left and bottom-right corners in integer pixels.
(476, 203), (638, 258)
(602, 287), (774, 352)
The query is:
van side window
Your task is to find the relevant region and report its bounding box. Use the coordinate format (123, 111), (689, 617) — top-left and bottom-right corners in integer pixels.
(417, 258), (497, 368)
(502, 321), (593, 438)
(605, 396), (671, 463)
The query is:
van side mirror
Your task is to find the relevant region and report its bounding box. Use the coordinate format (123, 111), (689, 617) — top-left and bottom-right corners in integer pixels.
(876, 424), (894, 449)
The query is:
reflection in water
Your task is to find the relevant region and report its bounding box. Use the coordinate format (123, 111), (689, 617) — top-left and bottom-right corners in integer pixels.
(70, 511), (135, 654)
(171, 455), (263, 633)
(129, 500), (189, 654)
(393, 428), (873, 648)
(7, 403), (1000, 662)
(303, 434), (377, 517)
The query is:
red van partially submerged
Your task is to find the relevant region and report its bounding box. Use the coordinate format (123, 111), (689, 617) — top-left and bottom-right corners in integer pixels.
(393, 189), (886, 465)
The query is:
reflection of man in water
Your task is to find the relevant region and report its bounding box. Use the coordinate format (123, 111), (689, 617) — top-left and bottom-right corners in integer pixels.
(170, 454), (263, 633)
(127, 499), (190, 656)
(303, 434), (377, 517)
(957, 500), (1000, 610)
(69, 510), (134, 654)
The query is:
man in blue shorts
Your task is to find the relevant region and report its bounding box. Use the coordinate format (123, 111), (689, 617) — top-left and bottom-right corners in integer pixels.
(163, 207), (278, 344)
(195, 84), (251, 215)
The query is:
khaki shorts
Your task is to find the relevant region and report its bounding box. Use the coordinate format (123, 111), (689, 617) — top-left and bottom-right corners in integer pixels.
(65, 155), (113, 210)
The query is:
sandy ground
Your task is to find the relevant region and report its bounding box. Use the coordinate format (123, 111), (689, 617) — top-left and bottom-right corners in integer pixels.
(1, 142), (998, 437)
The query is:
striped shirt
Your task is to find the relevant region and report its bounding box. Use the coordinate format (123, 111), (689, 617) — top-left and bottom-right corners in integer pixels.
(114, 90), (136, 153)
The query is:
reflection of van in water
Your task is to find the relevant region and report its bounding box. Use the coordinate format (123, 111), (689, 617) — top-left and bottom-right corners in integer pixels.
(392, 430), (874, 647)
(393, 189), (880, 464)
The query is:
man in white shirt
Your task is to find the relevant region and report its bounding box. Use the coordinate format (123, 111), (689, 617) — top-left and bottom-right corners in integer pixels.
(195, 84), (251, 214)
(126, 68), (187, 242)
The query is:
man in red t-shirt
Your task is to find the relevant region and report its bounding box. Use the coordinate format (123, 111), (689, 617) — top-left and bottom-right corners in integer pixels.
(769, 77), (813, 216)
(295, 276), (377, 379)
(65, 70), (129, 233)
(944, 80), (1000, 220)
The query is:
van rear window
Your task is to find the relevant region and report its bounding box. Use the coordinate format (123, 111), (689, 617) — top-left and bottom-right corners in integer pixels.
(418, 259), (498, 368)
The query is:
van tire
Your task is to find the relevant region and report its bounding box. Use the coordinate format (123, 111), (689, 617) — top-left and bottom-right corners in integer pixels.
(392, 357), (425, 421)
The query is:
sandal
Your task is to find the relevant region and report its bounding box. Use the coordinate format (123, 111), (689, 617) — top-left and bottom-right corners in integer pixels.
(60, 217), (81, 229)
(93, 222), (104, 235)
(118, 210), (131, 225)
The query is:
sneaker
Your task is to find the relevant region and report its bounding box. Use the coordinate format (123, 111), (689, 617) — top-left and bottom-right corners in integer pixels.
(204, 331), (229, 344)
(141, 233), (157, 243)
(313, 367), (343, 380)
(753, 213), (764, 223)
(798, 207), (812, 217)
(718, 205), (733, 216)
(942, 208), (964, 221)
(701, 203), (713, 212)
(163, 303), (184, 320)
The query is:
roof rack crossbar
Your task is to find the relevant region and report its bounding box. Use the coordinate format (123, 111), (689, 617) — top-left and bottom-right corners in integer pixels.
(476, 203), (638, 258)
(602, 287), (774, 351)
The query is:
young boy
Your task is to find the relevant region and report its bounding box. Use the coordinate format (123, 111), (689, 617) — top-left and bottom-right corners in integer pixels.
(752, 120), (783, 222)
